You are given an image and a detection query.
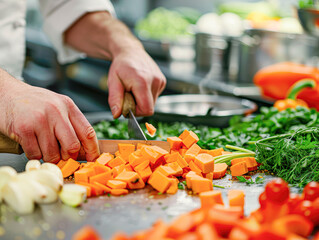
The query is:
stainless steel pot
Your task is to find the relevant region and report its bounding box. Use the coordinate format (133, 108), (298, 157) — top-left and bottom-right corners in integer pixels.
(229, 29), (319, 83)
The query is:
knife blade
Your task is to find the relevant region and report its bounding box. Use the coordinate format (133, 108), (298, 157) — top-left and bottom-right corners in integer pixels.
(122, 92), (147, 140)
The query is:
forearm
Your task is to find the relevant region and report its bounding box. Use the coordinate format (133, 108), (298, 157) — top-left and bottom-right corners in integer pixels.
(64, 11), (144, 60)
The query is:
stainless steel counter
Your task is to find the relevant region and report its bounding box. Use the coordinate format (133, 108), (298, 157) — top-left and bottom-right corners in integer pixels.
(0, 172), (282, 240)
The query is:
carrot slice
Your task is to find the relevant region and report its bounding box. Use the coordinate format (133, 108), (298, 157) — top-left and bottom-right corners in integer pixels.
(93, 182), (111, 194)
(71, 225), (102, 240)
(107, 180), (127, 189)
(61, 158), (80, 178)
(228, 190), (245, 208)
(110, 189), (129, 196)
(145, 122), (157, 137)
(213, 163), (228, 179)
(230, 162), (248, 177)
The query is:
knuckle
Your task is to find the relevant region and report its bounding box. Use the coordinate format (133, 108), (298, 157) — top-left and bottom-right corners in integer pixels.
(33, 111), (47, 125)
(66, 141), (81, 154)
(44, 154), (60, 164)
(61, 95), (75, 108)
(84, 126), (96, 140)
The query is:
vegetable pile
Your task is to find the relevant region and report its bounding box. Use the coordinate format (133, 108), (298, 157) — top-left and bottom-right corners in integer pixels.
(72, 179), (319, 240)
(57, 130), (257, 197)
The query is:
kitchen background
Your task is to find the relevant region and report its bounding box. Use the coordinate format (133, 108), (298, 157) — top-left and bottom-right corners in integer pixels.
(24, 0), (316, 114)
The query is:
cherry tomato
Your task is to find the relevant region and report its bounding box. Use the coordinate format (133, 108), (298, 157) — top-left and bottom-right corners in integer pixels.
(293, 200), (319, 226)
(303, 182), (319, 201)
(287, 193), (303, 213)
(265, 178), (289, 204)
(259, 191), (267, 209)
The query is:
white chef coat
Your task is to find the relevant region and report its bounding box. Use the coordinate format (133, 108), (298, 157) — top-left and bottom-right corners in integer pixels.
(0, 0), (115, 78)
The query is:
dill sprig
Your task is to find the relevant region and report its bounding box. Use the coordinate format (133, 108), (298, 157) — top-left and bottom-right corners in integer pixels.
(256, 127), (319, 188)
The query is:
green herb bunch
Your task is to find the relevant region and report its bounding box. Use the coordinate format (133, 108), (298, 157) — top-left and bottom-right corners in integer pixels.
(256, 127), (319, 187)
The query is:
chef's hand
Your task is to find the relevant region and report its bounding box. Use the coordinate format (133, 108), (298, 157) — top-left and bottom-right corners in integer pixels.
(64, 12), (166, 118)
(0, 70), (100, 163)
(107, 49), (166, 118)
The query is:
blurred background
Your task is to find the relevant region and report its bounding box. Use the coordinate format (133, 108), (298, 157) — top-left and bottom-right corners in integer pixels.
(24, 0), (318, 114)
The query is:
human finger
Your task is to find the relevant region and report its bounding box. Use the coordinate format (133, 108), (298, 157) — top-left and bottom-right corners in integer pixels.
(108, 68), (125, 119)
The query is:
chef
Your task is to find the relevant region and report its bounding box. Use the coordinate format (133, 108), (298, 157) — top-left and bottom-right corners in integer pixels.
(0, 0), (166, 166)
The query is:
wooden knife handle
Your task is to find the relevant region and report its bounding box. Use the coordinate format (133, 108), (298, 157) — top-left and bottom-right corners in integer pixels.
(122, 92), (136, 118)
(0, 132), (23, 154)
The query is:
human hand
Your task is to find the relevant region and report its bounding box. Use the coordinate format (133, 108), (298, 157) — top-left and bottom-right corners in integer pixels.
(0, 78), (99, 163)
(107, 48), (166, 118)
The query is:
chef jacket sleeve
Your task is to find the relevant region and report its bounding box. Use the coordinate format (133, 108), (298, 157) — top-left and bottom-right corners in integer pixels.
(38, 0), (116, 64)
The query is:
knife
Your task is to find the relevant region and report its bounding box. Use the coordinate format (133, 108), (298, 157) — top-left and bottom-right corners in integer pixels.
(122, 92), (147, 140)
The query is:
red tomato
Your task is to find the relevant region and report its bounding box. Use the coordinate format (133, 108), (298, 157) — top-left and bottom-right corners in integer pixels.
(293, 200), (319, 226)
(303, 182), (319, 201)
(259, 191), (267, 209)
(265, 179), (289, 204)
(287, 193), (303, 213)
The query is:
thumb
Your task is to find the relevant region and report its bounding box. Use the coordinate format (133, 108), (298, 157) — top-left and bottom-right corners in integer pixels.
(108, 69), (124, 119)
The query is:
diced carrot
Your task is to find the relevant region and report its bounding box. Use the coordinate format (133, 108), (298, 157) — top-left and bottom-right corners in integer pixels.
(112, 164), (125, 178)
(167, 178), (178, 194)
(77, 182), (103, 196)
(190, 208), (206, 226)
(89, 171), (112, 185)
(128, 177), (145, 190)
(82, 162), (95, 169)
(167, 136), (183, 150)
(76, 184), (91, 198)
(141, 146), (162, 164)
(115, 171), (139, 184)
(201, 190), (223, 207)
(231, 157), (257, 169)
(194, 153), (214, 174)
(213, 163), (228, 179)
(57, 160), (67, 169)
(146, 220), (169, 240)
(137, 143), (148, 150)
(92, 163), (111, 175)
(168, 213), (195, 237)
(166, 162), (183, 176)
(208, 204), (243, 237)
(115, 151), (120, 157)
(96, 152), (114, 166)
(228, 190), (245, 208)
(148, 170), (172, 193)
(109, 232), (129, 240)
(179, 129), (190, 140)
(124, 163), (133, 172)
(230, 162), (248, 177)
(207, 148), (224, 157)
(191, 177), (213, 194)
(107, 180), (127, 189)
(136, 166), (152, 182)
(118, 143), (135, 162)
(228, 227), (250, 240)
(71, 225), (102, 240)
(196, 223), (219, 240)
(182, 131), (199, 148)
(134, 160), (150, 172)
(74, 167), (95, 183)
(164, 153), (177, 163)
(184, 144), (201, 163)
(179, 148), (188, 157)
(93, 182), (111, 194)
(61, 158), (80, 178)
(157, 165), (176, 177)
(185, 171), (202, 189)
(205, 172), (214, 180)
(271, 215), (314, 238)
(128, 151), (145, 167)
(107, 156), (126, 169)
(110, 189), (129, 196)
(145, 122), (157, 136)
(189, 161), (202, 174)
(170, 149), (179, 154)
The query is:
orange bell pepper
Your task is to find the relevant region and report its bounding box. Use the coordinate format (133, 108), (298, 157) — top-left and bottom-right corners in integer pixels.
(254, 62), (319, 110)
(273, 79), (316, 111)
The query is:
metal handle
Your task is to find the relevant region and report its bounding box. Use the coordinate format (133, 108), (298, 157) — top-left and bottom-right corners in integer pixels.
(122, 92), (136, 118)
(0, 132), (23, 154)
